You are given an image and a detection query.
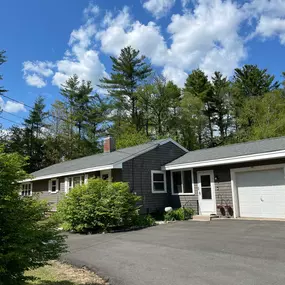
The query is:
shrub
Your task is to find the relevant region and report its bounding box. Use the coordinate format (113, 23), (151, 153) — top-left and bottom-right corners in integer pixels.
(0, 148), (67, 285)
(164, 207), (195, 221)
(57, 179), (142, 232)
(133, 215), (156, 227)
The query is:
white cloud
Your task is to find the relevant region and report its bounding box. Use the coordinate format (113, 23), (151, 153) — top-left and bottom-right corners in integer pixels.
(244, 0), (285, 45)
(83, 3), (100, 19)
(181, 0), (190, 8)
(52, 19), (108, 88)
(162, 66), (188, 87)
(22, 61), (55, 88)
(143, 0), (176, 19)
(0, 97), (26, 113)
(25, 74), (47, 88)
(255, 16), (285, 44)
(22, 0), (285, 91)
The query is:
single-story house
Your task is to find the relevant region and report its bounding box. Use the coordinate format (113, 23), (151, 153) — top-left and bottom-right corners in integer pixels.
(164, 136), (285, 219)
(21, 137), (187, 213)
(21, 136), (285, 219)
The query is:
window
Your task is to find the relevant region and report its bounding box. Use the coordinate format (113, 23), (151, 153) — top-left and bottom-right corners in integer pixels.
(151, 171), (166, 193)
(100, 170), (111, 181)
(200, 174), (212, 199)
(49, 179), (59, 193)
(171, 170), (194, 195)
(66, 175), (86, 192)
(21, 183), (32, 196)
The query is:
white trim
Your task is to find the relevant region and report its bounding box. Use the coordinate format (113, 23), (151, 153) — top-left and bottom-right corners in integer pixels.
(230, 163), (285, 218)
(48, 178), (59, 194)
(20, 182), (33, 196)
(164, 150), (285, 170)
(64, 177), (69, 194)
(22, 139), (188, 183)
(197, 170), (216, 215)
(171, 169), (195, 195)
(100, 170), (112, 181)
(22, 165), (115, 182)
(84, 174), (89, 184)
(151, 170), (167, 194)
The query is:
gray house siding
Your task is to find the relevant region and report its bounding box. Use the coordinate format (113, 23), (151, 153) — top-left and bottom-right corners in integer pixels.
(122, 142), (187, 214)
(180, 157), (285, 217)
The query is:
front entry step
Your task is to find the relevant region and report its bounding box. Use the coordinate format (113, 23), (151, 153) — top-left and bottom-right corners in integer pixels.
(192, 214), (219, 221)
(192, 215), (211, 221)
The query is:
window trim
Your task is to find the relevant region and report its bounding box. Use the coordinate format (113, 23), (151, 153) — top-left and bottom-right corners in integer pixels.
(171, 169), (195, 196)
(20, 182), (33, 197)
(65, 174), (87, 193)
(151, 170), (167, 194)
(49, 178), (59, 194)
(100, 170), (112, 181)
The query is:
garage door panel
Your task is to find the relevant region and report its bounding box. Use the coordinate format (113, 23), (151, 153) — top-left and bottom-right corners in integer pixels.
(236, 168), (285, 219)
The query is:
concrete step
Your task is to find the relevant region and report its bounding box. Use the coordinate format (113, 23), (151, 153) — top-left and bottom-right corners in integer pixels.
(192, 215), (211, 221)
(192, 214), (219, 221)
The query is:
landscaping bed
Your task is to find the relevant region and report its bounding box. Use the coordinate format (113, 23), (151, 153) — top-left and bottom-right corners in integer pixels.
(25, 261), (107, 285)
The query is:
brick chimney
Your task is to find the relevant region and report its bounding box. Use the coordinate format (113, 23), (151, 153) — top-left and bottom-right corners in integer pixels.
(104, 136), (116, 153)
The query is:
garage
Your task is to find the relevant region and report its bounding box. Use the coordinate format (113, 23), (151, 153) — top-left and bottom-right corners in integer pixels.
(236, 167), (285, 218)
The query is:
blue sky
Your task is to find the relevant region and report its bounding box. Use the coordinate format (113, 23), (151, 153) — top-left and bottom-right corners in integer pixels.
(1, 0), (285, 128)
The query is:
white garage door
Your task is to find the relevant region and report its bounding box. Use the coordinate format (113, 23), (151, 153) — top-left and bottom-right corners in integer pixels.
(236, 168), (285, 218)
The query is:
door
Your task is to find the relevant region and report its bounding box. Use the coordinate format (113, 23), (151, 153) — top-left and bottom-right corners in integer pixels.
(197, 170), (216, 215)
(236, 168), (285, 218)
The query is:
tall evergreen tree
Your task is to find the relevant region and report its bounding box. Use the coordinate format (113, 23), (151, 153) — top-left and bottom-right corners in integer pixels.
(0, 50), (7, 96)
(24, 96), (49, 172)
(184, 69), (214, 146)
(211, 71), (232, 143)
(233, 65), (280, 98)
(99, 46), (152, 130)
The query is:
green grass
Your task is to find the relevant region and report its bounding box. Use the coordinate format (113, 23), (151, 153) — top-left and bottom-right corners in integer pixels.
(25, 261), (106, 285)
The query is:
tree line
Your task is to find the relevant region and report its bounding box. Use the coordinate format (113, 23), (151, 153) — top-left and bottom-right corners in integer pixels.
(1, 47), (285, 173)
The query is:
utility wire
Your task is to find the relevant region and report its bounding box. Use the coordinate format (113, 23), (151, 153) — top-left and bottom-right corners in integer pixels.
(2, 110), (26, 120)
(0, 94), (74, 125)
(0, 116), (22, 126)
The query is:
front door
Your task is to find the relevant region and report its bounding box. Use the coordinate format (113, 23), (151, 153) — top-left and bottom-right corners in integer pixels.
(197, 170), (216, 215)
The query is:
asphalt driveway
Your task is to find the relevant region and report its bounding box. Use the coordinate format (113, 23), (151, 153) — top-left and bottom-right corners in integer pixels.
(63, 220), (285, 285)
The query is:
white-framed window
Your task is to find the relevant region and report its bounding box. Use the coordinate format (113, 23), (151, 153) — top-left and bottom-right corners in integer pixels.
(66, 175), (87, 193)
(49, 178), (59, 193)
(20, 183), (32, 197)
(171, 170), (194, 195)
(100, 170), (111, 181)
(151, 170), (167, 194)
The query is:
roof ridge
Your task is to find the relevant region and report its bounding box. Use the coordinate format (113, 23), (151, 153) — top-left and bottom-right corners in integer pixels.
(189, 136), (285, 153)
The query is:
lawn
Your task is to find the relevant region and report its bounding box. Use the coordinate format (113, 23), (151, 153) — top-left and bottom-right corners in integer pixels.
(25, 261), (107, 285)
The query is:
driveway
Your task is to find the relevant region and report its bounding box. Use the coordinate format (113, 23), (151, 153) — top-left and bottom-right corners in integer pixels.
(63, 220), (285, 285)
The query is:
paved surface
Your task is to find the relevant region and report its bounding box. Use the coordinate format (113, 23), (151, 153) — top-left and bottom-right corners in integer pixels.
(63, 220), (285, 285)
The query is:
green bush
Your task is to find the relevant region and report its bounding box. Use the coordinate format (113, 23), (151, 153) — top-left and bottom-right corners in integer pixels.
(164, 207), (195, 221)
(0, 148), (67, 285)
(57, 179), (142, 232)
(133, 215), (156, 227)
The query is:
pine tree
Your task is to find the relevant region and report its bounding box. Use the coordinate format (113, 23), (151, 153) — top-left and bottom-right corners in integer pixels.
(184, 69), (214, 146)
(24, 96), (49, 172)
(99, 46), (152, 130)
(0, 50), (7, 96)
(211, 71), (232, 143)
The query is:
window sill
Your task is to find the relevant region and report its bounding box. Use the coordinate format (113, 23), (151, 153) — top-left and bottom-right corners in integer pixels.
(171, 193), (195, 196)
(48, 190), (59, 194)
(152, 191), (167, 194)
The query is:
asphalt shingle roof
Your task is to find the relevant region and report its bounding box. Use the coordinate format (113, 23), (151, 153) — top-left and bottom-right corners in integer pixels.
(166, 136), (285, 167)
(31, 139), (169, 178)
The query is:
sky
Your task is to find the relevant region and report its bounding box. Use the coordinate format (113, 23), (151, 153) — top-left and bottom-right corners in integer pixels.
(1, 0), (285, 128)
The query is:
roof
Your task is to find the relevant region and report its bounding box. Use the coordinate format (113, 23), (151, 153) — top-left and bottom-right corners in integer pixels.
(29, 138), (187, 180)
(164, 136), (285, 170)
